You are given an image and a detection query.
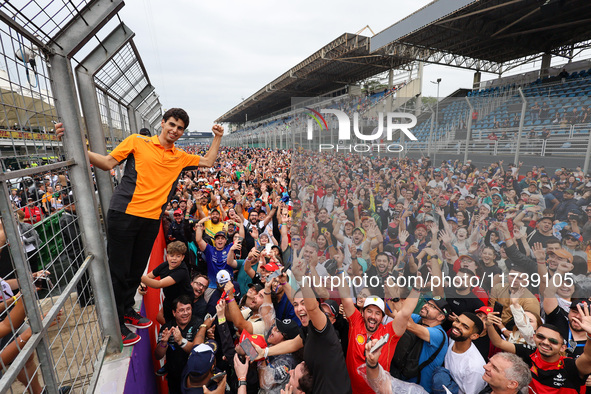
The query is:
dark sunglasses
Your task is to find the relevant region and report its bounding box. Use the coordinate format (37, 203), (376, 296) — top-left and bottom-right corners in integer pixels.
(535, 333), (561, 345)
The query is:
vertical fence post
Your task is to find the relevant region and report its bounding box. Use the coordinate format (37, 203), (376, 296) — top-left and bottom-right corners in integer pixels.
(584, 130), (591, 174)
(514, 88), (527, 165)
(48, 53), (123, 353)
(464, 97), (473, 163)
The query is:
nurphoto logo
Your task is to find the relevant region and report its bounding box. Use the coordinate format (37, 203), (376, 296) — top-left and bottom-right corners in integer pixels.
(304, 107), (418, 152)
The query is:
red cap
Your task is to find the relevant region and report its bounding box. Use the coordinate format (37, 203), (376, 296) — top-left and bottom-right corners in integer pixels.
(262, 262), (279, 272)
(239, 330), (267, 361)
(475, 306), (494, 315)
(174, 209), (183, 216)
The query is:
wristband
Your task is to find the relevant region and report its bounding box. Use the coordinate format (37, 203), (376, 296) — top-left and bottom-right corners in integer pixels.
(587, 333), (591, 341)
(159, 341), (168, 348)
(238, 376), (247, 382)
(238, 381), (247, 387)
(411, 286), (421, 292)
(280, 282), (287, 286)
(366, 361), (379, 369)
(12, 296), (17, 305)
(199, 324), (207, 329)
(218, 317), (226, 324)
(227, 298), (235, 303)
(264, 291), (271, 295)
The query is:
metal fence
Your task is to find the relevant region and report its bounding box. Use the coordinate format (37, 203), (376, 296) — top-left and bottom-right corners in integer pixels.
(0, 1), (162, 393)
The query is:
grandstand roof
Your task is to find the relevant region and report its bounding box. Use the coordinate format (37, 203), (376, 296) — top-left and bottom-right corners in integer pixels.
(372, 0), (591, 65)
(216, 33), (404, 123)
(217, 0), (591, 124)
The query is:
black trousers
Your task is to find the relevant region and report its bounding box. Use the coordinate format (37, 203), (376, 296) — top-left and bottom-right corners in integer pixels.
(107, 210), (160, 326)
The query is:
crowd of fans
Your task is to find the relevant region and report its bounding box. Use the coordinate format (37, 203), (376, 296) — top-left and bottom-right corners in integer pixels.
(129, 145), (591, 394)
(4, 140), (591, 393)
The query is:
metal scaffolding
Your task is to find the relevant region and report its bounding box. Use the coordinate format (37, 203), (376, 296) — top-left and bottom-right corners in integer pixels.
(0, 1), (162, 392)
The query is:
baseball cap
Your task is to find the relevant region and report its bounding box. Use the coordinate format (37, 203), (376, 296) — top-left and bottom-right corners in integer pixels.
(566, 232), (583, 242)
(570, 298), (591, 310)
(353, 227), (366, 236)
(171, 199), (179, 204)
(521, 190), (531, 196)
(363, 296), (385, 314)
(184, 343), (215, 376)
(214, 231), (227, 239)
(261, 262), (279, 272)
(459, 254), (476, 262)
(475, 306), (494, 315)
(174, 209), (183, 216)
(428, 297), (450, 316)
(415, 223), (428, 232)
(565, 189), (575, 195)
(548, 248), (573, 263)
(275, 318), (300, 340)
(248, 283), (264, 292)
(541, 184), (551, 189)
(321, 300), (339, 317)
(466, 194), (475, 199)
(216, 269), (231, 285)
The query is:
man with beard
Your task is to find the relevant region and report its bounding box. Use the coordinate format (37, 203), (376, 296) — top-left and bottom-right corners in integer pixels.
(195, 222), (237, 301)
(338, 282), (420, 393)
(544, 297), (591, 358)
(487, 307), (591, 394)
(190, 275), (208, 321)
(433, 312), (487, 394)
(404, 297), (450, 392)
(200, 209), (225, 242)
(364, 252), (390, 298)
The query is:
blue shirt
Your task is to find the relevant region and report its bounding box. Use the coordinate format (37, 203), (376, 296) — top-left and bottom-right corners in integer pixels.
(408, 314), (448, 392)
(203, 243), (234, 289)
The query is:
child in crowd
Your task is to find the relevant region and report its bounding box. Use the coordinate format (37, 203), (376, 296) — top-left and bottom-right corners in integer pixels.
(141, 241), (193, 323)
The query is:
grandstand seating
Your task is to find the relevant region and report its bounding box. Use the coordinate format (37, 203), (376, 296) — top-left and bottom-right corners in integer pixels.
(409, 69), (591, 144)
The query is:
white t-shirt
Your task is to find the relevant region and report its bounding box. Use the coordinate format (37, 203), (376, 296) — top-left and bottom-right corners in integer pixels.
(444, 340), (487, 394)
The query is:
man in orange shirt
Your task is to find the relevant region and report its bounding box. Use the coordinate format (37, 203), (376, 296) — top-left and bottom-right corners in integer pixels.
(55, 108), (223, 346)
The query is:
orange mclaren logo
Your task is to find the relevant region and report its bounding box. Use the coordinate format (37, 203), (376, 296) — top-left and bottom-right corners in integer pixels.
(356, 334), (366, 345)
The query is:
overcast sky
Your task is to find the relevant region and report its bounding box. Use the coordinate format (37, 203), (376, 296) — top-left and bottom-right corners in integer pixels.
(116, 1), (553, 132)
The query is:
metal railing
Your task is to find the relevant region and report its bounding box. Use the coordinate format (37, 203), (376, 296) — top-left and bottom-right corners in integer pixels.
(0, 1), (163, 393)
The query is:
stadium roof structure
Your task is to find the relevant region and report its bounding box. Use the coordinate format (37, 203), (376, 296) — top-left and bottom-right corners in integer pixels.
(217, 0), (591, 124)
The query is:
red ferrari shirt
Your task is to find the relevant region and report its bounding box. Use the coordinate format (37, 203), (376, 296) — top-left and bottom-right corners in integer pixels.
(346, 308), (400, 394)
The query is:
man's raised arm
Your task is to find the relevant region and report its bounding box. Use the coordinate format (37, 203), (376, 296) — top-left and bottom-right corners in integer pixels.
(199, 125), (224, 167)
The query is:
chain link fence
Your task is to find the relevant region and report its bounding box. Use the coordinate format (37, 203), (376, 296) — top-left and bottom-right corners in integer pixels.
(0, 1), (162, 393)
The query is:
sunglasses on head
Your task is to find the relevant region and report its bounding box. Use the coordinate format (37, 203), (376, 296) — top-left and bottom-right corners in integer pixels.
(535, 332), (561, 345)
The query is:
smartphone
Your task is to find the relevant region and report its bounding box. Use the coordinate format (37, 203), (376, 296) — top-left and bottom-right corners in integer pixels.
(237, 236), (244, 243)
(207, 371), (227, 386)
(240, 338), (259, 360)
(35, 276), (53, 290)
(267, 270), (281, 282)
(370, 333), (389, 353)
(265, 243), (272, 253)
(257, 244), (265, 253)
(493, 301), (503, 315)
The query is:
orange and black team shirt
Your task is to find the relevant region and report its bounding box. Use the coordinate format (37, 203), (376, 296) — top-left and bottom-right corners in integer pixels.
(514, 344), (588, 394)
(109, 134), (201, 220)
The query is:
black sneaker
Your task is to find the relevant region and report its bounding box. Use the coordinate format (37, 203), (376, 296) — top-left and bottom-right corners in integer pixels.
(124, 310), (152, 329)
(155, 364), (168, 376)
(121, 325), (141, 347)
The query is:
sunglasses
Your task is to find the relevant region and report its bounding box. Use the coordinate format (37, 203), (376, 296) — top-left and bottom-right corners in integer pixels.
(535, 332), (561, 345)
